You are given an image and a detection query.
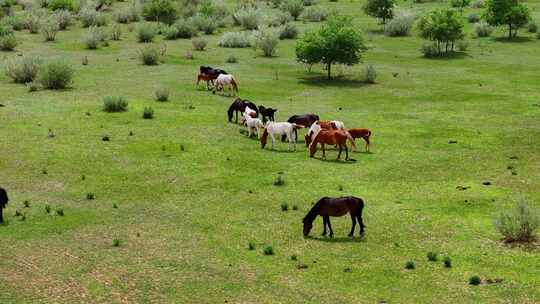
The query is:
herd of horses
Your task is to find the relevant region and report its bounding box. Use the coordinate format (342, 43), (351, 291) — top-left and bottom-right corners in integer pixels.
(197, 65), (369, 238)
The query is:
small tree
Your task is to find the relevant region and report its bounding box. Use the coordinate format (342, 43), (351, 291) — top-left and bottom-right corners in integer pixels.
(363, 0), (394, 24)
(418, 9), (464, 55)
(449, 0), (472, 13)
(483, 0), (530, 39)
(296, 16), (366, 79)
(142, 0), (177, 24)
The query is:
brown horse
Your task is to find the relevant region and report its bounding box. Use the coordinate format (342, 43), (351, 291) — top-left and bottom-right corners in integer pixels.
(347, 128), (372, 152)
(196, 73), (215, 90)
(309, 129), (354, 160)
(303, 196), (365, 238)
(304, 120), (342, 147)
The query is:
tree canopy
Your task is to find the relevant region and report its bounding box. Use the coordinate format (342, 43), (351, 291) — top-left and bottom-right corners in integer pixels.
(295, 16), (367, 79)
(363, 0), (395, 24)
(483, 0), (530, 38)
(418, 8), (464, 55)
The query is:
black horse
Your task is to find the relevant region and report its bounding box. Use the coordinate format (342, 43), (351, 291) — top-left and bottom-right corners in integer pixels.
(303, 196), (365, 238)
(227, 97), (258, 123)
(0, 187), (8, 224)
(283, 113), (320, 141)
(258, 105), (277, 123)
(200, 66), (228, 78)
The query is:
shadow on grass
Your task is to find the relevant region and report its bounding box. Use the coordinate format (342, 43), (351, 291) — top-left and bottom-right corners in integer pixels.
(307, 235), (366, 243)
(421, 51), (471, 61)
(492, 36), (534, 43)
(309, 156), (358, 164)
(298, 75), (369, 88)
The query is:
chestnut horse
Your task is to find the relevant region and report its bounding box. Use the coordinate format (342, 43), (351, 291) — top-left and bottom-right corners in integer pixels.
(347, 128), (372, 152)
(309, 129), (354, 160)
(196, 73), (214, 90)
(303, 196), (365, 238)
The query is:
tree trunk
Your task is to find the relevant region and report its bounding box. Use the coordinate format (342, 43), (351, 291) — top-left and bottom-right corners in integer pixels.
(508, 24), (512, 39)
(327, 62), (332, 80)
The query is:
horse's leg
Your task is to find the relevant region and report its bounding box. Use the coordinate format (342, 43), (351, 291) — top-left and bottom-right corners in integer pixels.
(295, 129), (298, 141)
(326, 216), (334, 238)
(345, 144), (349, 160)
(322, 144), (326, 160)
(357, 215), (365, 235)
(270, 133), (276, 150)
(337, 144), (342, 160)
(348, 214), (357, 237)
(322, 216), (327, 236)
(364, 137), (370, 152)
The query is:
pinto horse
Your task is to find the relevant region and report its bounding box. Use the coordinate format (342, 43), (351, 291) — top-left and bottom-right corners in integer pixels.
(0, 187), (8, 224)
(227, 98), (258, 123)
(261, 122), (304, 151)
(347, 128), (372, 152)
(285, 114), (320, 141)
(304, 120), (354, 150)
(258, 105), (277, 123)
(303, 196), (366, 238)
(213, 74), (238, 96)
(309, 129), (354, 160)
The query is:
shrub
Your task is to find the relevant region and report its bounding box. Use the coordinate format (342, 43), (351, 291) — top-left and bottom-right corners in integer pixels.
(471, 0), (484, 8)
(384, 10), (415, 37)
(45, 204), (51, 213)
(41, 18), (59, 41)
(137, 23), (157, 42)
(427, 251), (438, 261)
(110, 23), (121, 40)
(103, 96), (128, 112)
(80, 6), (107, 27)
(48, 0), (73, 11)
(363, 64), (377, 84)
(83, 26), (105, 49)
(474, 22), (493, 37)
(86, 193), (95, 200)
(281, 202), (288, 211)
(55, 207), (64, 216)
(443, 256), (452, 268)
(292, 205), (298, 210)
(233, 7), (259, 30)
(154, 88), (169, 101)
(1, 15), (25, 30)
(174, 19), (197, 38)
(0, 34), (18, 50)
(418, 8), (464, 55)
(449, 0), (471, 9)
(468, 13), (480, 23)
(421, 43), (439, 58)
(279, 22), (298, 39)
(273, 175), (285, 186)
(192, 37), (207, 50)
(248, 241), (255, 250)
(142, 106), (154, 119)
(190, 13), (217, 34)
(162, 24), (178, 39)
(300, 6), (327, 22)
(142, 0), (177, 24)
(219, 31), (251, 48)
(226, 54), (238, 63)
(527, 22), (537, 33)
(54, 9), (72, 30)
(303, 0), (316, 5)
(114, 3), (140, 23)
(404, 261), (415, 269)
(27, 81), (40, 91)
(457, 39), (468, 51)
(0, 24), (14, 36)
(24, 13), (41, 33)
(113, 238), (121, 247)
(469, 275), (481, 285)
(38, 60), (73, 89)
(139, 45), (160, 65)
(280, 0), (303, 20)
(252, 26), (279, 57)
(5, 56), (42, 83)
(263, 245), (274, 255)
(261, 10), (292, 27)
(494, 198), (539, 243)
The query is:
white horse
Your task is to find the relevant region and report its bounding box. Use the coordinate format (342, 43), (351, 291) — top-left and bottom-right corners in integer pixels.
(213, 74), (239, 96)
(240, 106), (257, 125)
(261, 122), (304, 151)
(243, 113), (264, 138)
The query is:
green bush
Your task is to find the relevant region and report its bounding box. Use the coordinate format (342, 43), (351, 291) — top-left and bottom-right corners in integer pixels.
(114, 3), (141, 23)
(233, 7), (259, 30)
(279, 22), (298, 39)
(142, 0), (177, 24)
(300, 6), (328, 22)
(263, 245), (274, 255)
(226, 54), (238, 63)
(427, 251), (438, 261)
(421, 42), (439, 58)
(83, 26), (106, 49)
(281, 202), (288, 211)
(457, 40), (468, 51)
(37, 60), (74, 89)
(0, 34), (17, 50)
(252, 26), (279, 57)
(113, 238), (121, 247)
(471, 0), (484, 8)
(469, 275), (481, 285)
(142, 106), (154, 119)
(261, 10), (292, 27)
(139, 45), (160, 65)
(527, 22), (537, 33)
(494, 198), (539, 243)
(80, 6), (107, 27)
(1, 15), (25, 31)
(174, 19), (197, 38)
(273, 174), (285, 186)
(280, 0), (303, 20)
(248, 241), (255, 250)
(110, 23), (121, 40)
(474, 22), (493, 37)
(24, 13), (41, 33)
(103, 96), (128, 112)
(468, 13), (480, 23)
(5, 56), (42, 83)
(404, 261), (415, 269)
(384, 9), (415, 37)
(0, 24), (14, 36)
(443, 256), (452, 268)
(136, 23), (157, 42)
(48, 0), (73, 11)
(191, 37), (207, 50)
(54, 9), (73, 30)
(41, 18), (59, 41)
(162, 24), (179, 39)
(218, 31), (251, 48)
(154, 87), (169, 101)
(190, 14), (217, 35)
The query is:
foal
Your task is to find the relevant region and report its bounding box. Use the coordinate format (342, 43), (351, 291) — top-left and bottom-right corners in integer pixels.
(243, 113), (264, 138)
(303, 196), (365, 238)
(261, 122), (304, 151)
(196, 73), (214, 90)
(309, 129), (354, 160)
(258, 105), (277, 123)
(347, 128), (372, 152)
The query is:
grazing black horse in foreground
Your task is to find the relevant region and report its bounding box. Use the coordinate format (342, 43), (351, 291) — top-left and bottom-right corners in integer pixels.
(0, 187), (8, 224)
(283, 114), (320, 142)
(227, 97), (258, 123)
(258, 105), (277, 123)
(303, 196), (365, 238)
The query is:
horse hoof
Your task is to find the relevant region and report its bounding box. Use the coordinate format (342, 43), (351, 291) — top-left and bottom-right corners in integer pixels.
(329, 234), (334, 238)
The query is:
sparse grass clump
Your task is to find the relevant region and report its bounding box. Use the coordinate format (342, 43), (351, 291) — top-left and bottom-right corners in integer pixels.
(37, 60), (74, 89)
(192, 37), (207, 51)
(219, 31), (251, 48)
(5, 56), (42, 83)
(113, 238), (121, 247)
(469, 275), (481, 285)
(427, 251), (438, 261)
(155, 88), (169, 101)
(494, 198), (539, 243)
(23, 200), (30, 208)
(248, 241), (255, 250)
(139, 45), (160, 65)
(263, 245), (274, 255)
(103, 96), (128, 112)
(273, 175), (285, 186)
(405, 261), (415, 269)
(55, 208), (64, 216)
(443, 256), (452, 268)
(281, 202), (288, 211)
(142, 106), (154, 119)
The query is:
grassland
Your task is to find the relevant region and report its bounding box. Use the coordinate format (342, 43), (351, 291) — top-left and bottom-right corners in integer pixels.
(1, 0), (539, 303)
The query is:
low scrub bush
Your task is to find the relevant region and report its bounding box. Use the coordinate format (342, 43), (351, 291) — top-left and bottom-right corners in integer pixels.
(427, 251), (438, 261)
(110, 24), (121, 40)
(263, 245), (274, 255)
(113, 238), (121, 247)
(162, 24), (178, 39)
(261, 10), (292, 27)
(41, 18), (59, 41)
(226, 54), (238, 63)
(142, 0), (177, 24)
(80, 6), (107, 27)
(37, 60), (73, 89)
(174, 19), (197, 38)
(469, 275), (481, 285)
(137, 23), (157, 42)
(103, 96), (128, 112)
(0, 34), (18, 50)
(139, 45), (160, 65)
(457, 40), (468, 51)
(443, 256), (452, 268)
(527, 22), (537, 33)
(154, 88), (169, 101)
(251, 26), (279, 57)
(1, 15), (25, 31)
(281, 202), (288, 211)
(48, 0), (73, 11)
(248, 241), (255, 250)
(421, 43), (439, 58)
(219, 31), (251, 48)
(471, 0), (484, 8)
(142, 106), (154, 119)
(55, 207), (64, 216)
(114, 3), (140, 23)
(494, 198), (539, 243)
(191, 37), (207, 50)
(279, 22), (298, 39)
(190, 13), (217, 34)
(300, 6), (327, 22)
(83, 26), (106, 49)
(384, 10), (415, 37)
(404, 261), (415, 269)
(54, 9), (73, 30)
(280, 0), (303, 20)
(24, 13), (42, 34)
(474, 22), (493, 37)
(273, 174), (285, 186)
(0, 24), (14, 36)
(467, 13), (480, 23)
(233, 7), (259, 30)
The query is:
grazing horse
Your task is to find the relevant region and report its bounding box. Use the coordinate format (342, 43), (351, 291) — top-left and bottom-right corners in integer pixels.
(303, 196), (365, 238)
(258, 105), (277, 123)
(213, 74), (239, 96)
(286, 114), (320, 141)
(0, 187), (8, 224)
(347, 128), (372, 152)
(243, 113), (264, 138)
(309, 129), (354, 160)
(196, 73), (215, 90)
(227, 98), (258, 123)
(200, 66), (227, 77)
(240, 106), (258, 125)
(305, 120), (354, 150)
(261, 122), (304, 151)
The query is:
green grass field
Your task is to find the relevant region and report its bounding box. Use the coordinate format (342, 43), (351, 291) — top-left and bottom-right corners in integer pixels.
(1, 0), (539, 303)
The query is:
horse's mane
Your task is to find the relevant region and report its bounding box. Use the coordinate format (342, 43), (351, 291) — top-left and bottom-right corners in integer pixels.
(303, 198), (326, 223)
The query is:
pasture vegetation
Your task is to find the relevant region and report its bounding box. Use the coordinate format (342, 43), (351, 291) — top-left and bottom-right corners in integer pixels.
(0, 0), (539, 302)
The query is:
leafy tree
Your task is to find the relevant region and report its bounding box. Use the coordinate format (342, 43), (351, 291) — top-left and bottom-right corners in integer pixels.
(483, 0), (530, 38)
(296, 16), (367, 79)
(363, 0), (394, 24)
(418, 8), (464, 55)
(449, 0), (471, 13)
(142, 0), (177, 24)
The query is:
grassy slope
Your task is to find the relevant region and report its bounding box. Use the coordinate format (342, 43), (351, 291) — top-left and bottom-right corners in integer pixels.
(0, 0), (539, 303)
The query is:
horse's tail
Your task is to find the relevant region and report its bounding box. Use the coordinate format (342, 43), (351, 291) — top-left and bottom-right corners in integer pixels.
(231, 77), (239, 94)
(292, 123), (304, 129)
(227, 105), (234, 122)
(260, 128), (268, 149)
(345, 131), (357, 151)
